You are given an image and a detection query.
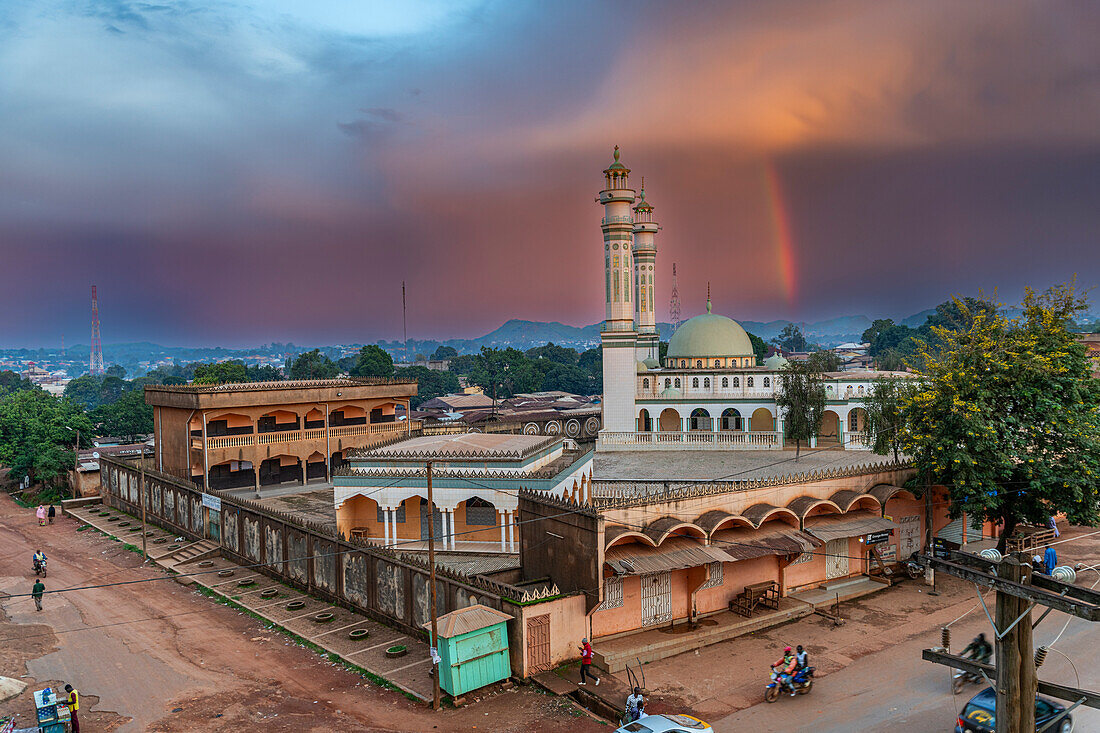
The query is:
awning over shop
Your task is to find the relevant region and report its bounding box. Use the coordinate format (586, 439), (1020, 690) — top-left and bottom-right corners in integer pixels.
(710, 526), (822, 561)
(804, 511), (899, 543)
(605, 537), (731, 576)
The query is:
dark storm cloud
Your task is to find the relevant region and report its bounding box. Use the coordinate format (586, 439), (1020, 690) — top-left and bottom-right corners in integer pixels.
(0, 0), (1097, 347)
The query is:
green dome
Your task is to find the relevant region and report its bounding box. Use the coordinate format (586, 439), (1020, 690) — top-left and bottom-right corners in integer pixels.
(764, 354), (789, 370)
(642, 357), (660, 369)
(636, 360), (649, 373)
(659, 387), (682, 399)
(667, 312), (754, 359)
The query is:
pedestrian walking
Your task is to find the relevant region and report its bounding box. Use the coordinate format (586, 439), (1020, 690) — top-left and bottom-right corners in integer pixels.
(36, 505), (46, 526)
(577, 638), (600, 686)
(32, 580), (45, 612)
(1049, 516), (1060, 538)
(1044, 545), (1058, 575)
(48, 504), (56, 524)
(64, 684), (80, 733)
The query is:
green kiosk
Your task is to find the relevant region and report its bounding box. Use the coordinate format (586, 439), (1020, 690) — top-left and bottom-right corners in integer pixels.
(424, 604), (512, 697)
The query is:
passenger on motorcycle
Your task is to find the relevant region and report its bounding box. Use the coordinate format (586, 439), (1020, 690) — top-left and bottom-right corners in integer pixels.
(795, 645), (808, 670)
(772, 647), (798, 696)
(32, 550), (47, 571)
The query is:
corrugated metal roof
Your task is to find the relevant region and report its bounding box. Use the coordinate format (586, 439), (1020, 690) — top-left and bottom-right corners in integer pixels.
(605, 537), (730, 575)
(711, 526), (821, 560)
(804, 511), (899, 543)
(422, 604), (513, 638)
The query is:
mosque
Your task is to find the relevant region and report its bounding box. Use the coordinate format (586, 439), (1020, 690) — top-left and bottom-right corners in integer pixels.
(597, 147), (903, 450)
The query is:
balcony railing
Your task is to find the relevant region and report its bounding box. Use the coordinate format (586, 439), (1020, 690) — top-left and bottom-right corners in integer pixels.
(598, 430), (783, 450)
(192, 421), (418, 450)
(637, 387), (777, 399)
(601, 215), (633, 225)
(845, 431), (872, 450)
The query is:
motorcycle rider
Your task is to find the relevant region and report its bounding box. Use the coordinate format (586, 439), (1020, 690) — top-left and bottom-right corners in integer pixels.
(962, 633), (992, 665)
(32, 550), (47, 574)
(772, 647), (799, 696)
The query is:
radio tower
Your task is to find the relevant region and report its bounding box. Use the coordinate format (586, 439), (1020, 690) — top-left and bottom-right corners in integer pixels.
(669, 263), (682, 332)
(89, 285), (104, 375)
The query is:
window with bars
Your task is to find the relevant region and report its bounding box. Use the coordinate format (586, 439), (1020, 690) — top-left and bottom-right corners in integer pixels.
(600, 576), (624, 610)
(698, 562), (723, 589)
(465, 497), (497, 526)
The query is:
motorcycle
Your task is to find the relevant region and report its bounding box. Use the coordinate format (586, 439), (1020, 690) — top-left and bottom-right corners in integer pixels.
(33, 559), (47, 578)
(903, 552), (924, 580)
(764, 666), (815, 702)
(952, 668), (983, 694)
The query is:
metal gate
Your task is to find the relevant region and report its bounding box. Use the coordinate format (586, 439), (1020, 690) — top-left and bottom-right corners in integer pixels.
(526, 614), (551, 674)
(898, 515), (921, 557)
(640, 571), (672, 626)
(825, 538), (849, 580)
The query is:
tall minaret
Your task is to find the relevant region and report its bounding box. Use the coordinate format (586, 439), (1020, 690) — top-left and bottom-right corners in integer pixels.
(632, 179), (659, 362)
(598, 146), (638, 436)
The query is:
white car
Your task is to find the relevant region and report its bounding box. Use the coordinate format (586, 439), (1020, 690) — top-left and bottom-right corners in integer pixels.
(615, 714), (714, 733)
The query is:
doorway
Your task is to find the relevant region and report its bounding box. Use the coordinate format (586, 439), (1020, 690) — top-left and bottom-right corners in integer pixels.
(640, 572), (672, 626)
(825, 538), (849, 580)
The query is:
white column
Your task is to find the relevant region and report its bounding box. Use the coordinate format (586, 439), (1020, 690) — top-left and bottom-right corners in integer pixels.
(446, 509), (455, 550)
(507, 510), (515, 552)
(383, 507), (390, 545)
(390, 508), (398, 546)
(499, 511), (507, 551)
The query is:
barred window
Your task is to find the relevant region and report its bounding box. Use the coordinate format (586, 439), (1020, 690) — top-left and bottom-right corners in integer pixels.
(692, 377), (699, 388)
(674, 378), (681, 388)
(642, 378), (649, 390)
(704, 378), (710, 388)
(732, 377), (739, 387)
(698, 562), (724, 590)
(377, 504), (407, 522)
(664, 378), (671, 388)
(747, 377), (754, 387)
(722, 377), (728, 388)
(465, 497), (497, 526)
(763, 377), (770, 388)
(600, 576), (624, 610)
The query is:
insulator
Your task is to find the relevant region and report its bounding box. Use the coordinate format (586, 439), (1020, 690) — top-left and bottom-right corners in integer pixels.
(1035, 646), (1048, 669)
(979, 548), (1003, 563)
(941, 627), (951, 651)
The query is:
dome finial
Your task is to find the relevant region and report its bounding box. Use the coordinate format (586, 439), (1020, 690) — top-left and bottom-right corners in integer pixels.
(613, 145), (620, 162)
(706, 283), (712, 314)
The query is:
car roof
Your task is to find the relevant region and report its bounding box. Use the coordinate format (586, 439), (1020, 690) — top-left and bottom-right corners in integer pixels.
(966, 687), (1064, 712)
(617, 715), (709, 733)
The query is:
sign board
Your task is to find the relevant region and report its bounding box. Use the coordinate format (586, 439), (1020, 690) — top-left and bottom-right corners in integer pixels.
(931, 537), (959, 560)
(201, 493), (221, 512)
(865, 530), (892, 545)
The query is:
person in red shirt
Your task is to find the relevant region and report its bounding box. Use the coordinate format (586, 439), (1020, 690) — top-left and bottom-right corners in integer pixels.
(578, 638), (600, 686)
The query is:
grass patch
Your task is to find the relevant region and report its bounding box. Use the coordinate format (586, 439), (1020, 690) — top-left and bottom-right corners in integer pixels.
(191, 586), (421, 702)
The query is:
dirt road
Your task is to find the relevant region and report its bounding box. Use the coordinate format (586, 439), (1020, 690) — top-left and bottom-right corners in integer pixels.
(0, 495), (601, 732)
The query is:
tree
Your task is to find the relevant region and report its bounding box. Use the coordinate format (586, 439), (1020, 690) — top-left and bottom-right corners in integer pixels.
(394, 366), (461, 408)
(466, 347), (542, 399)
(64, 374), (128, 410)
(246, 364), (283, 382)
(350, 345), (394, 378)
(0, 390), (93, 490)
(861, 319), (897, 346)
(91, 389), (153, 441)
(447, 354), (477, 375)
(105, 364), (126, 379)
(746, 332), (768, 364)
(193, 361), (249, 385)
(863, 376), (914, 462)
(540, 363), (595, 395)
(430, 345), (458, 360)
(875, 349), (909, 372)
(289, 349), (340, 380)
(774, 362), (826, 459)
(805, 350), (842, 372)
(898, 286), (1100, 553)
(577, 348), (603, 394)
(772, 324), (808, 352)
(0, 370), (34, 397)
(526, 343), (580, 365)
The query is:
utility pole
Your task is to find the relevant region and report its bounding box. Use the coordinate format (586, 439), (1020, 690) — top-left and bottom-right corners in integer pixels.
(140, 457), (148, 564)
(922, 549), (1100, 731)
(426, 460), (441, 710)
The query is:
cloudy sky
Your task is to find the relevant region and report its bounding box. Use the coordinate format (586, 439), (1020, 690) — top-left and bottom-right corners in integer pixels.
(1, 1), (1097, 347)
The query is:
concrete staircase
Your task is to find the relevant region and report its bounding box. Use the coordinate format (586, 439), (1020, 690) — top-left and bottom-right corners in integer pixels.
(151, 540), (220, 581)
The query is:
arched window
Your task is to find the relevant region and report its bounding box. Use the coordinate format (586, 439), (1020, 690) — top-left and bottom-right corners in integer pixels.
(721, 408), (742, 431)
(680, 360), (687, 368)
(692, 377), (699, 388)
(642, 378), (649, 390)
(846, 386), (854, 397)
(704, 378), (710, 388)
(747, 377), (754, 388)
(763, 377), (770, 388)
(858, 385), (865, 396)
(849, 411), (860, 431)
(722, 377), (728, 388)
(714, 360), (721, 367)
(674, 378), (681, 388)
(664, 378), (671, 388)
(696, 360), (703, 368)
(732, 377), (740, 387)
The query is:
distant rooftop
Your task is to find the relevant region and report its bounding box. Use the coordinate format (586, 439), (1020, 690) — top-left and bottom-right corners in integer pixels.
(594, 448), (907, 483)
(145, 377), (414, 394)
(358, 432), (559, 461)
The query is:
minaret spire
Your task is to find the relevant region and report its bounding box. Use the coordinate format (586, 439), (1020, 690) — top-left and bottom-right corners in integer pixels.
(707, 283), (711, 313)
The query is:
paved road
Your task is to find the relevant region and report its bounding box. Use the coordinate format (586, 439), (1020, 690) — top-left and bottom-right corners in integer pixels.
(715, 612), (1100, 732)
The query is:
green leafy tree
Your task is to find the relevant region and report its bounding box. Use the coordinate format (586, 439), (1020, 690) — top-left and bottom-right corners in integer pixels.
(875, 348), (909, 372)
(394, 366), (461, 408)
(0, 370), (35, 397)
(430, 345), (458, 360)
(774, 362), (826, 459)
(105, 364), (126, 379)
(526, 343), (580, 365)
(540, 363), (595, 394)
(193, 361), (249, 385)
(863, 376), (914, 461)
(467, 347), (543, 399)
(447, 354), (477, 375)
(0, 391), (93, 489)
(146, 363), (195, 383)
(772, 323), (808, 352)
(289, 349), (340, 380)
(861, 319), (897, 346)
(805, 350), (842, 372)
(91, 389), (153, 441)
(578, 348), (603, 393)
(350, 345), (394, 378)
(245, 364), (283, 382)
(899, 286), (1100, 552)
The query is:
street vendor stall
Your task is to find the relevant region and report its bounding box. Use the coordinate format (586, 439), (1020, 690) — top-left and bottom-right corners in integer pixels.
(33, 687), (71, 732)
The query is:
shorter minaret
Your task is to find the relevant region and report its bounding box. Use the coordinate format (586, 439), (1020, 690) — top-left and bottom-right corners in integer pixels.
(632, 178), (659, 363)
(598, 146), (638, 436)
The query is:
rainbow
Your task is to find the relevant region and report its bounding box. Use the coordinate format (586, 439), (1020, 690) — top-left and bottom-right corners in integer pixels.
(762, 159), (798, 307)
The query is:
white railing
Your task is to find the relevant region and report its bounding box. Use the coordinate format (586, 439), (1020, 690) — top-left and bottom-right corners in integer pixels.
(200, 421), (418, 451)
(845, 431), (872, 450)
(637, 388), (778, 399)
(598, 431), (783, 450)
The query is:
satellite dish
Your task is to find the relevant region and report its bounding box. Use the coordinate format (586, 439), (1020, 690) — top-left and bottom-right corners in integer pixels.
(92, 452), (100, 459)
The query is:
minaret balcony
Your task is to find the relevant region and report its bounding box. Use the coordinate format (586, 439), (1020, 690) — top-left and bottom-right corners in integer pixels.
(601, 215), (634, 225)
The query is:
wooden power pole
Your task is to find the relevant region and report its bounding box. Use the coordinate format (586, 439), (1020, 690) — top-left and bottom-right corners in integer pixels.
(426, 460), (441, 710)
(922, 549), (1100, 731)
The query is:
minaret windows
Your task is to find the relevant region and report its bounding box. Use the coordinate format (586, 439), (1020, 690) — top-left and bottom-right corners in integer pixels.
(692, 377), (699, 388)
(732, 377), (739, 387)
(674, 378), (681, 388)
(763, 377), (770, 388)
(722, 377), (728, 388)
(704, 378), (710, 389)
(747, 377), (754, 387)
(614, 272), (620, 301)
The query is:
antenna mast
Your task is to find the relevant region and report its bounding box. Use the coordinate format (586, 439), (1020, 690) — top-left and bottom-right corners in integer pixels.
(669, 263), (682, 332)
(402, 281), (408, 365)
(89, 285), (104, 375)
